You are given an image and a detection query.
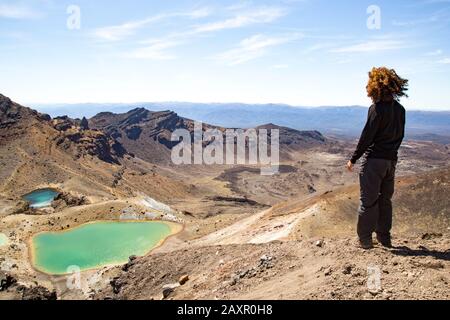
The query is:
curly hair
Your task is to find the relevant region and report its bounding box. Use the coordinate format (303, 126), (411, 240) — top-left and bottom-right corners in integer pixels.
(366, 67), (409, 103)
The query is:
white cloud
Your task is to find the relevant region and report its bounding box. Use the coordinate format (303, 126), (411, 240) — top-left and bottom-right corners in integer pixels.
(331, 40), (407, 53)
(0, 4), (39, 19)
(392, 17), (439, 27)
(93, 5), (286, 42)
(425, 49), (443, 56)
(226, 2), (252, 11)
(125, 40), (181, 60)
(271, 64), (289, 69)
(188, 8), (213, 19)
(93, 16), (162, 41)
(303, 43), (336, 54)
(392, 7), (450, 27)
(117, 5), (289, 61)
(93, 9), (212, 41)
(438, 58), (450, 64)
(216, 33), (300, 66)
(193, 6), (286, 33)
(93, 3), (291, 64)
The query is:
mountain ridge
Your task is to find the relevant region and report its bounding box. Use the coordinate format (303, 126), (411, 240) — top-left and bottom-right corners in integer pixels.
(31, 102), (450, 140)
(89, 107), (327, 164)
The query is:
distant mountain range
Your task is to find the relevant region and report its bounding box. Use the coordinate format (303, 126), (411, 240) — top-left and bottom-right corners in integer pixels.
(32, 102), (450, 141)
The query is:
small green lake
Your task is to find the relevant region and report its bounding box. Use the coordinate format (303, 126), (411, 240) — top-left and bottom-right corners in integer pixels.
(31, 221), (174, 275)
(0, 233), (8, 247)
(23, 188), (59, 209)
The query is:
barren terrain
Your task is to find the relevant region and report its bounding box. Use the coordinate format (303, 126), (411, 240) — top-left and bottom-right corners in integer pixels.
(0, 94), (448, 300)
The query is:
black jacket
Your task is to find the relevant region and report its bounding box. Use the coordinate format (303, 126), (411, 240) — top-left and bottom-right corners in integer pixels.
(350, 101), (406, 164)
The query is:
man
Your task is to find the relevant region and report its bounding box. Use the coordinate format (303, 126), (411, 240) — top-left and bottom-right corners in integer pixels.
(347, 67), (408, 250)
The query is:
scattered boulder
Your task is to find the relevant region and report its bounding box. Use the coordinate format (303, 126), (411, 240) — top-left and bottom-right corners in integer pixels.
(162, 283), (180, 299)
(315, 240), (324, 247)
(229, 274), (240, 286)
(0, 271), (17, 291)
(53, 116), (74, 131)
(229, 255), (276, 286)
(51, 192), (89, 210)
(112, 168), (125, 188)
(122, 256), (138, 272)
(17, 285), (57, 300)
(307, 185), (317, 194)
(179, 275), (189, 286)
(259, 255), (274, 269)
(80, 117), (89, 130)
(342, 265), (353, 275)
(39, 113), (51, 121)
(110, 277), (125, 294)
(421, 233), (443, 240)
(11, 200), (31, 215)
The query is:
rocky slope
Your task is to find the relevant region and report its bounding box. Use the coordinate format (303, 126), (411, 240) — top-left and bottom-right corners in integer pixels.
(0, 94), (125, 165)
(93, 167), (449, 301)
(90, 108), (196, 163)
(95, 236), (449, 300)
(0, 94), (195, 205)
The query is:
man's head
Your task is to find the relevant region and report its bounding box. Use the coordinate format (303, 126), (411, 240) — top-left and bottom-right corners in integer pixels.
(366, 67), (409, 103)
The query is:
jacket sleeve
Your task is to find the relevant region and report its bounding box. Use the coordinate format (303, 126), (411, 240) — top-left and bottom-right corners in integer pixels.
(350, 105), (381, 164)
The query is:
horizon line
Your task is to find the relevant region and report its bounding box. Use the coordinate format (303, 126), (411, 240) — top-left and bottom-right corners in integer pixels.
(25, 100), (450, 112)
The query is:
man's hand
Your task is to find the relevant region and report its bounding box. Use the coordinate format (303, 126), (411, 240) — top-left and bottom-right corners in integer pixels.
(347, 160), (354, 172)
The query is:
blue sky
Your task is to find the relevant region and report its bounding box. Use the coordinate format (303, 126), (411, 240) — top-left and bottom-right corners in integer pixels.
(1, 0), (450, 110)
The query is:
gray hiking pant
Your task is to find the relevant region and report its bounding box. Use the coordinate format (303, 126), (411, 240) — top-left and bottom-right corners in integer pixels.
(357, 158), (397, 242)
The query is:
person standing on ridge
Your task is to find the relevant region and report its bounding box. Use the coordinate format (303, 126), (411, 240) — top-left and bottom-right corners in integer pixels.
(347, 67), (408, 250)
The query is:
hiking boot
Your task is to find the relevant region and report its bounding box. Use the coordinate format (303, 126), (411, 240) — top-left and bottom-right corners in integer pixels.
(359, 239), (374, 250)
(376, 235), (392, 248)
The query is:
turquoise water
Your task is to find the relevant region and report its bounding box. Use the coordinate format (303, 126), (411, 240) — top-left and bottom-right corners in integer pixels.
(23, 188), (59, 209)
(32, 221), (173, 275)
(0, 233), (8, 246)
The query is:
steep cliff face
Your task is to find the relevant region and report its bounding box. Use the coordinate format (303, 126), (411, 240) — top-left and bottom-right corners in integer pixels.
(90, 108), (195, 163)
(54, 129), (126, 165)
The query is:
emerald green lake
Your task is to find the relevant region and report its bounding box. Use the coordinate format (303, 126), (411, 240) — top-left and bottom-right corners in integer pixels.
(23, 188), (59, 209)
(32, 221), (173, 275)
(0, 233), (8, 247)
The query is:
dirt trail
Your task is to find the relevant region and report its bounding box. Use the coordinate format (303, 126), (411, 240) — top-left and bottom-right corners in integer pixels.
(191, 203), (322, 246)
